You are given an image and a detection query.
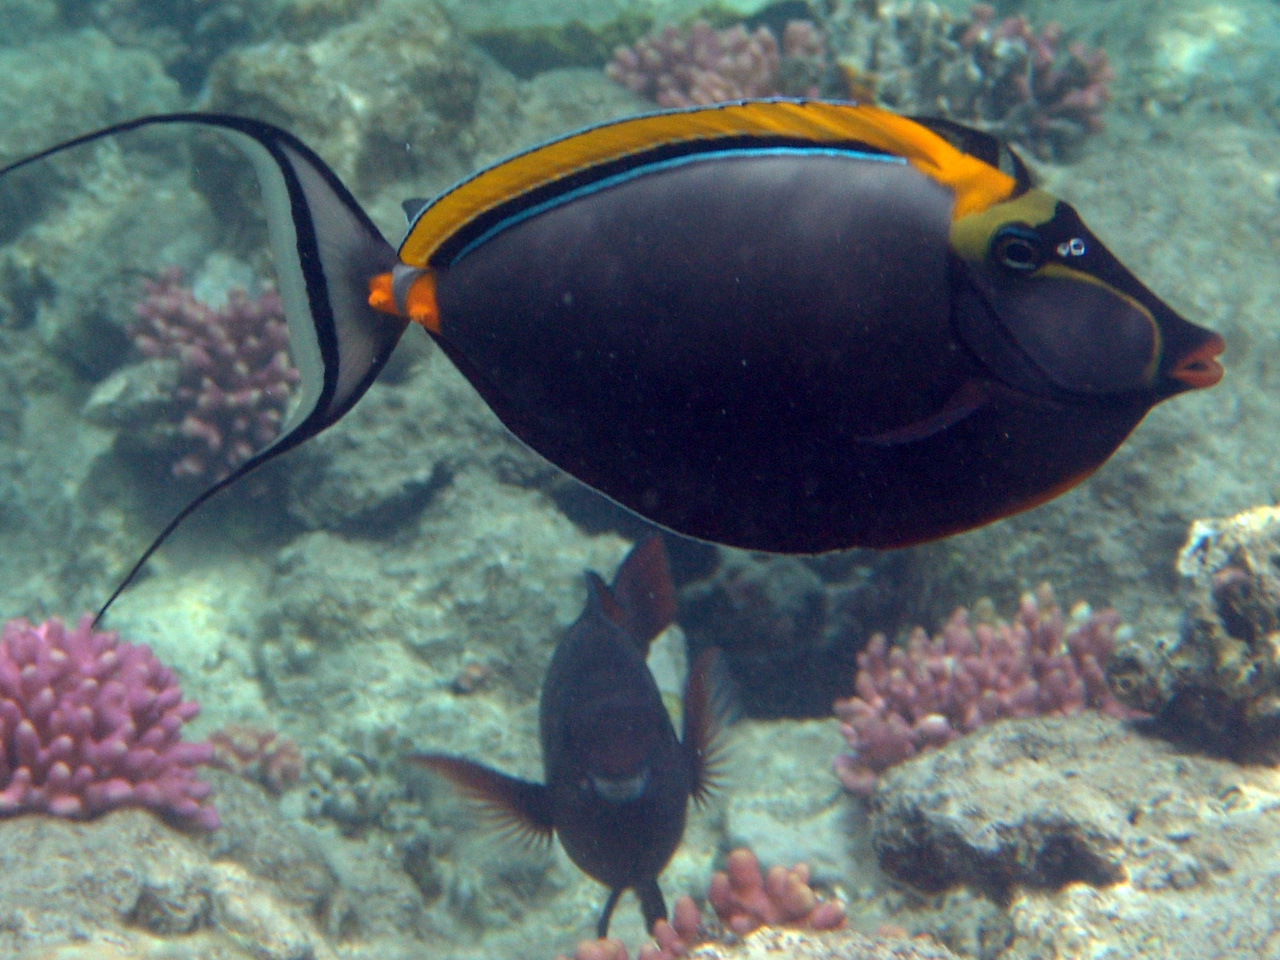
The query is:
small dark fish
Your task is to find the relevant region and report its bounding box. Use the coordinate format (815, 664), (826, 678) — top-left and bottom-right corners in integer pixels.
(413, 537), (728, 937)
(0, 102), (1225, 618)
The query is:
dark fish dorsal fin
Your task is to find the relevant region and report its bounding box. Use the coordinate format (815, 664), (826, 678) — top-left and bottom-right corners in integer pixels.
(585, 570), (627, 628)
(411, 754), (554, 847)
(607, 536), (676, 652)
(0, 113), (407, 622)
(681, 648), (734, 806)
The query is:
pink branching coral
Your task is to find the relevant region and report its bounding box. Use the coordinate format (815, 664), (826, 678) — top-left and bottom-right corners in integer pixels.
(131, 266), (299, 480)
(606, 20), (826, 108)
(557, 847), (844, 960)
(707, 848), (846, 937)
(209, 723), (302, 795)
(834, 586), (1141, 795)
(0, 615), (219, 829)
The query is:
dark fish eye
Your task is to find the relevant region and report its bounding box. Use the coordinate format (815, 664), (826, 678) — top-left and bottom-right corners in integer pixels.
(991, 225), (1043, 271)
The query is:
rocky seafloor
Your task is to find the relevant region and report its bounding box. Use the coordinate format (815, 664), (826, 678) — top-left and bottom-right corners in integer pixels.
(1, 0), (1280, 958)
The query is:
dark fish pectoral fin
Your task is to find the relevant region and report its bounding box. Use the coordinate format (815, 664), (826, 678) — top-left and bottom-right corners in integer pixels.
(636, 878), (668, 934)
(0, 114), (406, 620)
(682, 648), (735, 806)
(855, 379), (990, 447)
(411, 753), (555, 847)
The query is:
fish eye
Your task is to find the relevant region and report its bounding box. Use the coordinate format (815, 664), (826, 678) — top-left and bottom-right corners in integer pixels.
(991, 225), (1043, 272)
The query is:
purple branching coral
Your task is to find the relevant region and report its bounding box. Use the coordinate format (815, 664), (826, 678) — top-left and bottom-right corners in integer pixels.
(610, 5), (1113, 160)
(606, 19), (827, 107)
(833, 586), (1140, 795)
(0, 615), (219, 829)
(131, 266), (299, 480)
(957, 4), (1113, 157)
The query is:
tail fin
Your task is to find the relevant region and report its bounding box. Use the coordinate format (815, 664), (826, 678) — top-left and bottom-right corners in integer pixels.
(0, 114), (407, 621)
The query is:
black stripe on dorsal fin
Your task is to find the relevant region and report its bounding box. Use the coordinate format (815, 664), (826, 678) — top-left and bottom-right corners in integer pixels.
(0, 113), (407, 622)
(907, 114), (1034, 191)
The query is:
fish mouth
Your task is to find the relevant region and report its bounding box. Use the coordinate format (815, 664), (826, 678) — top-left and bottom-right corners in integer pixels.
(1170, 332), (1225, 390)
(590, 769), (649, 803)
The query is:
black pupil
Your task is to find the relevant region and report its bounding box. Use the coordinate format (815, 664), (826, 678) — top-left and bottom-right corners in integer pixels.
(999, 234), (1039, 268)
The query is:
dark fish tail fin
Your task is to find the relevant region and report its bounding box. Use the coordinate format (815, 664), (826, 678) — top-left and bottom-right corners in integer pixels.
(682, 648), (735, 806)
(636, 878), (668, 935)
(4, 113), (414, 622)
(602, 535), (676, 651)
(410, 753), (555, 848)
(597, 887), (626, 939)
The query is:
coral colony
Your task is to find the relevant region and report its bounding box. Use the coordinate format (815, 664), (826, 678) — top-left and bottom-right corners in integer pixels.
(834, 587), (1139, 795)
(131, 266), (299, 480)
(0, 615), (218, 829)
(958, 4), (1113, 150)
(606, 19), (827, 107)
(208, 722), (303, 795)
(607, 3), (1113, 160)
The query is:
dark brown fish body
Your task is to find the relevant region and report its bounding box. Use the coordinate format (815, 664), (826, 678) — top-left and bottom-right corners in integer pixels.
(415, 538), (725, 937)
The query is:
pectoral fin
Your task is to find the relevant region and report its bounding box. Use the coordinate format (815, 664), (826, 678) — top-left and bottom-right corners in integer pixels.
(856, 379), (990, 447)
(411, 753), (555, 848)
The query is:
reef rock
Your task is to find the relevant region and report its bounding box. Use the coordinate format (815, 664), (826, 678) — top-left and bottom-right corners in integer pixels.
(1108, 505), (1280, 755)
(0, 776), (340, 959)
(686, 926), (960, 960)
(868, 712), (1280, 958)
(204, 0), (485, 196)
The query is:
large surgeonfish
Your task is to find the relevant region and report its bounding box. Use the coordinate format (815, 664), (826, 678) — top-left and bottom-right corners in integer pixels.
(0, 101), (1224, 618)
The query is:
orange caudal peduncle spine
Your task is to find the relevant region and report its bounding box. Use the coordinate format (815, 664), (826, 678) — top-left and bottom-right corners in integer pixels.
(368, 272), (397, 315)
(368, 269), (441, 333)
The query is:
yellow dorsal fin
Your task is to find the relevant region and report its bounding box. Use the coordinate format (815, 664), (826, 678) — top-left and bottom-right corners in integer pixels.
(398, 100), (1018, 267)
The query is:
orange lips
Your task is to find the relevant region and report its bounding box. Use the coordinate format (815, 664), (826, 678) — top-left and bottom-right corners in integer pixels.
(1171, 331), (1226, 389)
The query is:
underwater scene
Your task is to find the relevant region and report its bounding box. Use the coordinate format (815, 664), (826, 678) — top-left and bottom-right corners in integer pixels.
(0, 0), (1278, 957)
